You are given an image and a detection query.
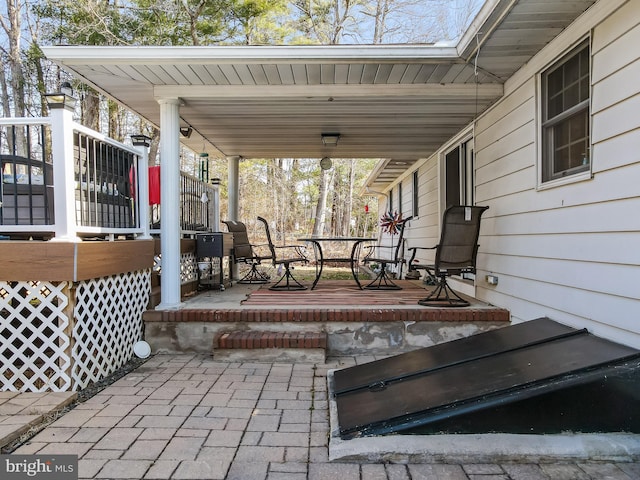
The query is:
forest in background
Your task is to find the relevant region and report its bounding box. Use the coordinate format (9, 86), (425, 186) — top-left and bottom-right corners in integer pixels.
(1, 0), (482, 239)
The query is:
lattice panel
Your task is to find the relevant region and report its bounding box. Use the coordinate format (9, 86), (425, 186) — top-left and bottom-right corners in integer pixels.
(72, 269), (150, 390)
(181, 252), (198, 285)
(0, 281), (72, 392)
(155, 253), (198, 285)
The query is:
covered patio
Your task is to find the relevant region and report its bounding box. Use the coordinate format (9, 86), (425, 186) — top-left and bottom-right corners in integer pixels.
(40, 0), (542, 310)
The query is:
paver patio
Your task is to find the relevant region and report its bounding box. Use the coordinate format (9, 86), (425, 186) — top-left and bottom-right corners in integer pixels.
(3, 354), (640, 479)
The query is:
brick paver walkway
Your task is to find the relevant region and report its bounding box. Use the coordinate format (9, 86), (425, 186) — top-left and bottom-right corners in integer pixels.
(7, 354), (640, 479)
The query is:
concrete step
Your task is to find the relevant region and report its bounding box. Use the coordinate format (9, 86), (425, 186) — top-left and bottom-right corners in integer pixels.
(213, 331), (327, 363)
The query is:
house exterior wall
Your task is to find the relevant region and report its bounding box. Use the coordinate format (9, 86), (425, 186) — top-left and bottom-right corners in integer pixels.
(398, 0), (640, 348)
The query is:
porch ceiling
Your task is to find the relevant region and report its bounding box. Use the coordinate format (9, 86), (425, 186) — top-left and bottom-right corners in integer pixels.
(42, 0), (596, 192)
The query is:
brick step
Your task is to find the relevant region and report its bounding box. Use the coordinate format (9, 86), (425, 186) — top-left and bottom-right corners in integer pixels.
(213, 331), (327, 363)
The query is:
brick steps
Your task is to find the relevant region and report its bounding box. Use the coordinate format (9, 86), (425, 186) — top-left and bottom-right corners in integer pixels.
(213, 331), (327, 363)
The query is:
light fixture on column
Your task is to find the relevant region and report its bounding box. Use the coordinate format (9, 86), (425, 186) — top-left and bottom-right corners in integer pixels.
(179, 126), (193, 138)
(44, 81), (77, 111)
(320, 157), (333, 170)
(131, 134), (151, 147)
(321, 133), (340, 147)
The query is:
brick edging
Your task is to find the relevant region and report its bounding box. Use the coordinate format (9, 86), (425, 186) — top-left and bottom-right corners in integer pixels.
(214, 331), (327, 349)
(143, 308), (509, 323)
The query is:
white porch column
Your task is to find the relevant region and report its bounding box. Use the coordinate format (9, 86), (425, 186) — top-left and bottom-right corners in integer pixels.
(227, 156), (240, 221)
(227, 156), (240, 280)
(49, 106), (80, 242)
(211, 178), (221, 232)
(157, 98), (182, 309)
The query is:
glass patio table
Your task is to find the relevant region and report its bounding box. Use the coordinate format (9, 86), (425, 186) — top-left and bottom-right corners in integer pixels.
(297, 236), (375, 290)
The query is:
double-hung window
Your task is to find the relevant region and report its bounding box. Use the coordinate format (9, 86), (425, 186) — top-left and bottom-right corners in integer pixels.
(541, 40), (591, 183)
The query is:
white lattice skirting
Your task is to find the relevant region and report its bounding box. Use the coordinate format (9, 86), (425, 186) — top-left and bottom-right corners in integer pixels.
(1, 270), (150, 392)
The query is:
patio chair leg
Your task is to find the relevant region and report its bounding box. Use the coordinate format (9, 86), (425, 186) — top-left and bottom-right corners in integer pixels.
(363, 263), (402, 290)
(238, 263), (270, 284)
(418, 276), (470, 307)
(269, 263), (307, 291)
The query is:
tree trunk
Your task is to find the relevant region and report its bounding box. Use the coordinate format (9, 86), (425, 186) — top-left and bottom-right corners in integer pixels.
(312, 168), (332, 236)
(343, 159), (355, 235)
(2, 0), (27, 154)
(82, 88), (100, 130)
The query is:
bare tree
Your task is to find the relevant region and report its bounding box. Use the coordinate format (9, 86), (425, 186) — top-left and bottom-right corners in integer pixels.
(1, 0), (28, 154)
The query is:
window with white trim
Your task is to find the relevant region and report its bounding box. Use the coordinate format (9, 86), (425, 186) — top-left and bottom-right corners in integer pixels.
(541, 40), (590, 183)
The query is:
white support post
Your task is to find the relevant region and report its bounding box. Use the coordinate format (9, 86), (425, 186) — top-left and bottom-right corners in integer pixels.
(211, 178), (221, 232)
(156, 98), (182, 310)
(135, 144), (151, 240)
(227, 156), (240, 280)
(49, 106), (80, 242)
(227, 156), (240, 222)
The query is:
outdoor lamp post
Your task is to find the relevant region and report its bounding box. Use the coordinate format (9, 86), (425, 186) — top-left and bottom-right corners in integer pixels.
(45, 82), (78, 111)
(131, 134), (151, 148)
(46, 82), (79, 241)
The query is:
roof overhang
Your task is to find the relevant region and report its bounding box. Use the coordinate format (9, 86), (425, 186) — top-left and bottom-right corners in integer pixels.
(42, 0), (597, 192)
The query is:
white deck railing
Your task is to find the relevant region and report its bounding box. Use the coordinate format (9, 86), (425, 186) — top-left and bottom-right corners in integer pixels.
(1, 116), (146, 239)
(1, 116), (218, 240)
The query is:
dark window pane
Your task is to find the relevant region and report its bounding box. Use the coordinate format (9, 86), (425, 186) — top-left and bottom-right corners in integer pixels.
(564, 84), (580, 109)
(548, 69), (563, 96)
(555, 122), (569, 147)
(569, 112), (586, 140)
(564, 55), (580, 85)
(554, 146), (570, 174)
(579, 77), (589, 103)
(548, 94), (563, 118)
(446, 148), (460, 208)
(580, 49), (589, 76)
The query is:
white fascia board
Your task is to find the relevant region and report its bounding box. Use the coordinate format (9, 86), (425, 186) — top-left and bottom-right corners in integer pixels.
(457, 0), (512, 59)
(42, 44), (459, 66)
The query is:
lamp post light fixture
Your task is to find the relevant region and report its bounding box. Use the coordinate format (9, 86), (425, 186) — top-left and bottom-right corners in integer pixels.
(131, 134), (152, 148)
(179, 126), (193, 138)
(44, 81), (78, 111)
(321, 133), (340, 147)
(320, 156), (333, 170)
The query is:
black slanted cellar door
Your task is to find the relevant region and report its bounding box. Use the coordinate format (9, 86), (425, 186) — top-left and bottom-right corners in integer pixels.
(333, 318), (640, 439)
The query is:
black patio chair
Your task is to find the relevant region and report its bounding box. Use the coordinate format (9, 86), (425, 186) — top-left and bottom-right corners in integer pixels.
(361, 216), (412, 290)
(408, 205), (489, 307)
(257, 216), (308, 291)
(221, 219), (273, 284)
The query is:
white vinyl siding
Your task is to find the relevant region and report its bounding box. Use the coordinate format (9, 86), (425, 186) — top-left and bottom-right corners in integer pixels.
(470, 0), (640, 348)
